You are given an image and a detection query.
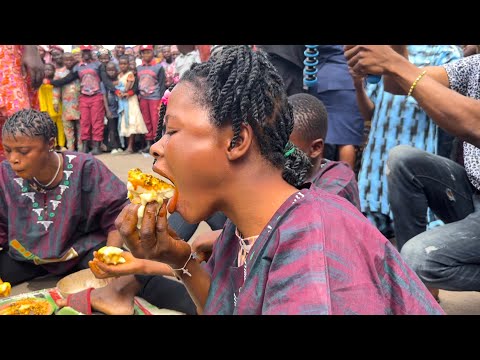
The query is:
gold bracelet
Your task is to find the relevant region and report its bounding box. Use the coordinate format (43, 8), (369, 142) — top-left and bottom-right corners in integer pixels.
(407, 70), (427, 97)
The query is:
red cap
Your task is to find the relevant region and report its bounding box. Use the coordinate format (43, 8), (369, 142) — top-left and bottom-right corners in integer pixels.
(80, 45), (93, 51)
(140, 45), (154, 52)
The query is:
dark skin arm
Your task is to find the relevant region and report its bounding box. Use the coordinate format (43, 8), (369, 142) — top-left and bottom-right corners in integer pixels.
(463, 45), (480, 57)
(350, 69), (375, 122)
(89, 251), (174, 278)
(99, 64), (117, 92)
(22, 45), (45, 89)
(115, 201), (211, 314)
(344, 45), (480, 147)
(50, 70), (78, 87)
(131, 75), (139, 95)
(191, 229), (222, 263)
(106, 229), (123, 247)
(103, 92), (113, 119)
(157, 66), (167, 97)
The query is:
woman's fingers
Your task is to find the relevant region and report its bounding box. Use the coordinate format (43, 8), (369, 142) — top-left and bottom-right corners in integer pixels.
(139, 202), (160, 249)
(115, 204), (141, 250)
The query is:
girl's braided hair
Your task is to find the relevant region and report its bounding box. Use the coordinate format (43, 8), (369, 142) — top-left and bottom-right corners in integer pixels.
(155, 45), (311, 187)
(3, 109), (57, 143)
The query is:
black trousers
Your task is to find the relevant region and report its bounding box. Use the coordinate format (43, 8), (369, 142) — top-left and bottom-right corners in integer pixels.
(136, 274), (197, 315)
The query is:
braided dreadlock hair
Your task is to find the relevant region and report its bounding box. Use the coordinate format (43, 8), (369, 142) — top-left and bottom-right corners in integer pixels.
(155, 45), (311, 187)
(2, 109), (57, 143)
(156, 82), (176, 143)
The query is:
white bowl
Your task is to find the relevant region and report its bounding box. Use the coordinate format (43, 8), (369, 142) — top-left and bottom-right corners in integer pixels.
(56, 269), (113, 298)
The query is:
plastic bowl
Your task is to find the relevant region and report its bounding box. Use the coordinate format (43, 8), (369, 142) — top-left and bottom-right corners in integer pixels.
(56, 269), (113, 298)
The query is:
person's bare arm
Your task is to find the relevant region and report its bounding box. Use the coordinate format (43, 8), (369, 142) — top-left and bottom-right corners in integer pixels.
(345, 45), (480, 146)
(115, 202), (212, 314)
(382, 45), (449, 95)
(22, 45), (44, 89)
(103, 92), (112, 119)
(50, 71), (78, 87)
(90, 251), (174, 278)
(191, 229), (222, 263)
(351, 71), (375, 122)
(387, 63), (480, 147)
(344, 45), (449, 94)
(463, 45), (480, 57)
(106, 230), (124, 247)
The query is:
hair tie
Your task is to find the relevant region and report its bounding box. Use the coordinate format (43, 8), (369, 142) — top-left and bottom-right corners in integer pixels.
(284, 142), (295, 158)
(161, 89), (171, 106)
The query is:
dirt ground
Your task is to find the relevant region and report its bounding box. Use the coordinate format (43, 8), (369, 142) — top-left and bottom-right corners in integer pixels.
(10, 152), (480, 314)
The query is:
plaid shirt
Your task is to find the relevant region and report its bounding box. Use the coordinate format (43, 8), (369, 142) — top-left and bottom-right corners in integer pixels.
(204, 186), (444, 315)
(0, 152), (128, 275)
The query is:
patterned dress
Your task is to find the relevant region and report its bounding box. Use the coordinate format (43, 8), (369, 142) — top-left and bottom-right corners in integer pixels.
(0, 152), (129, 275)
(53, 67), (81, 121)
(53, 67), (81, 149)
(116, 71), (147, 137)
(0, 45), (40, 158)
(39, 83), (65, 147)
(204, 185), (444, 314)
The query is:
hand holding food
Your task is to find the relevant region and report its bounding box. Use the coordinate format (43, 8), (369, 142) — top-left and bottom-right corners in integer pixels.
(127, 168), (175, 229)
(96, 246), (126, 265)
(90, 251), (150, 279)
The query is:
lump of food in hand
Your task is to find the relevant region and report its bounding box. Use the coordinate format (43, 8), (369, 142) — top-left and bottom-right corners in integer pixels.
(97, 246), (126, 265)
(127, 168), (175, 229)
(0, 278), (11, 298)
(0, 298), (54, 315)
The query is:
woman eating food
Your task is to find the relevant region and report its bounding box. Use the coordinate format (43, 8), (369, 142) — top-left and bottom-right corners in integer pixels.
(102, 46), (443, 314)
(0, 109), (128, 286)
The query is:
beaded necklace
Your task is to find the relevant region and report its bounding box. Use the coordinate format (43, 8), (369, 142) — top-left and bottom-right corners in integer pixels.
(15, 154), (76, 231)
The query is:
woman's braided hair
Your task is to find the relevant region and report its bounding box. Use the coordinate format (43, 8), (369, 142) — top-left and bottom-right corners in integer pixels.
(155, 45), (311, 187)
(2, 109), (57, 143)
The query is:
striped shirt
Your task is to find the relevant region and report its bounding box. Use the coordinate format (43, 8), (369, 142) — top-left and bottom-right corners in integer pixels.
(310, 159), (360, 209)
(359, 45), (463, 217)
(204, 186), (444, 315)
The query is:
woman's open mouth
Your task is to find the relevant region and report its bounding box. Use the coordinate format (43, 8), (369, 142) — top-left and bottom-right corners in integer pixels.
(152, 165), (178, 213)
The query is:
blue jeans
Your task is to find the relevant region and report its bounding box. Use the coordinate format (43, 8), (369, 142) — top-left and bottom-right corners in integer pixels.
(387, 145), (480, 291)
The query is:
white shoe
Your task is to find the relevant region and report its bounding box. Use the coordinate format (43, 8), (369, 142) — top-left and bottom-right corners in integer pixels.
(111, 149), (119, 155)
(116, 148), (124, 153)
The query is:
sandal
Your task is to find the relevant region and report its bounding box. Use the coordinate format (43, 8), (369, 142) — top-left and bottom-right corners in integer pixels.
(65, 287), (94, 315)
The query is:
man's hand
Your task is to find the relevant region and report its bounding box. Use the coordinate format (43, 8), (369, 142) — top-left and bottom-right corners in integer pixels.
(463, 45), (479, 57)
(349, 67), (365, 89)
(344, 45), (403, 78)
(191, 230), (221, 263)
(22, 45), (45, 89)
(114, 201), (191, 267)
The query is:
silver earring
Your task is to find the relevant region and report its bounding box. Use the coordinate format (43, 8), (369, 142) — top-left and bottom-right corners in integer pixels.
(49, 149), (54, 152)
